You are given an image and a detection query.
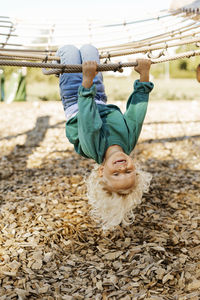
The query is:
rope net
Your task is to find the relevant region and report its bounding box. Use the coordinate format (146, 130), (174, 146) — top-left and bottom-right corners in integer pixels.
(0, 7), (200, 74)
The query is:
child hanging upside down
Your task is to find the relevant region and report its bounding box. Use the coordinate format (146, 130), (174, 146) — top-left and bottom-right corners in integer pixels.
(57, 44), (154, 230)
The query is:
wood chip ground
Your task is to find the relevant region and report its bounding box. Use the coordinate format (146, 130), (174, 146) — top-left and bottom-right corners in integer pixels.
(0, 99), (200, 300)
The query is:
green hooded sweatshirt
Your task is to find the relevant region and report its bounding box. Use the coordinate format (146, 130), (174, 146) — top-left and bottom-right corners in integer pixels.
(65, 80), (154, 164)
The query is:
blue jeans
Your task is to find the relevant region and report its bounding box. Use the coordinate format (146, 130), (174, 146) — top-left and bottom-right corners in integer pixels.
(57, 44), (107, 118)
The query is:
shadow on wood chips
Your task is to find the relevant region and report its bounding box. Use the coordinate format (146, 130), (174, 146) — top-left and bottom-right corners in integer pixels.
(0, 102), (199, 300)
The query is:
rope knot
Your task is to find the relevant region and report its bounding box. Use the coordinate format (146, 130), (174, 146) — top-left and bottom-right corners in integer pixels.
(114, 62), (123, 73)
(42, 54), (49, 63)
(104, 52), (111, 64)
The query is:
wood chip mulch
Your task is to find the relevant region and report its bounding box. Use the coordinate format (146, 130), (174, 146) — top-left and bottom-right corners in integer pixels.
(0, 100), (200, 300)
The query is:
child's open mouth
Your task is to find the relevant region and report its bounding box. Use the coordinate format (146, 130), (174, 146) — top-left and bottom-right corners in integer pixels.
(114, 159), (126, 164)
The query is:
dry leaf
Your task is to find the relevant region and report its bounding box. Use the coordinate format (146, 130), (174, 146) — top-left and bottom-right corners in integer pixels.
(187, 280), (200, 291)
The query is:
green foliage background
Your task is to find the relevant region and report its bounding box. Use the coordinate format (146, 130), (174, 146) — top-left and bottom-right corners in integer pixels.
(151, 44), (200, 79)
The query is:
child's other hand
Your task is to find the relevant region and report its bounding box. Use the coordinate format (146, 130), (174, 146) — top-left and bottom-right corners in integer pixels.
(82, 61), (98, 88)
(134, 59), (151, 82)
(134, 59), (151, 74)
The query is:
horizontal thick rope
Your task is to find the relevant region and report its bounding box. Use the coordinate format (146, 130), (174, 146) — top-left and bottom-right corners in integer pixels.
(1, 49), (199, 74)
(42, 49), (200, 75)
(0, 60), (130, 72)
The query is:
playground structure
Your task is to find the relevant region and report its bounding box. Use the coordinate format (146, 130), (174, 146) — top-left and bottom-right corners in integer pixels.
(0, 3), (200, 74)
(1, 3), (200, 102)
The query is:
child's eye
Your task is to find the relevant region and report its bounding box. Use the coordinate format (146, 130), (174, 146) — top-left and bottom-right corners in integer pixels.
(113, 173), (119, 176)
(126, 170), (132, 174)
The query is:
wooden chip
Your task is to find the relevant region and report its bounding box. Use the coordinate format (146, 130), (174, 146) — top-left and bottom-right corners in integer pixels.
(1, 101), (200, 299)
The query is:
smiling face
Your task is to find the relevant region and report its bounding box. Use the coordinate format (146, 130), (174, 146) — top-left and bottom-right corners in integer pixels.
(99, 151), (136, 194)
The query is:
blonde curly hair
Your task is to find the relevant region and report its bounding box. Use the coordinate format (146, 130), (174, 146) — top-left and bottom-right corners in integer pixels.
(86, 162), (152, 230)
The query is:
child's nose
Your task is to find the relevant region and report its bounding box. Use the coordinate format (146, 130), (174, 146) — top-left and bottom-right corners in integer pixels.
(117, 164), (127, 171)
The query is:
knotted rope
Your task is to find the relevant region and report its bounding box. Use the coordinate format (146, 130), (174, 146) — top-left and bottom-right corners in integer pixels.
(0, 49), (200, 74)
(42, 49), (200, 74)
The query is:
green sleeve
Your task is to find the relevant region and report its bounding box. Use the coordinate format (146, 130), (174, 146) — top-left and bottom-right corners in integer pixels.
(77, 85), (106, 164)
(124, 80), (154, 149)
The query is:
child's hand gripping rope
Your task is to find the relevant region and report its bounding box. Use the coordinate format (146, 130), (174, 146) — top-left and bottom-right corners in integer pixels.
(134, 59), (151, 82)
(82, 61), (98, 88)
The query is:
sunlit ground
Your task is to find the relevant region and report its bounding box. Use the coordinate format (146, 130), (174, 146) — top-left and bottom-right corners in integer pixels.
(0, 95), (200, 299)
